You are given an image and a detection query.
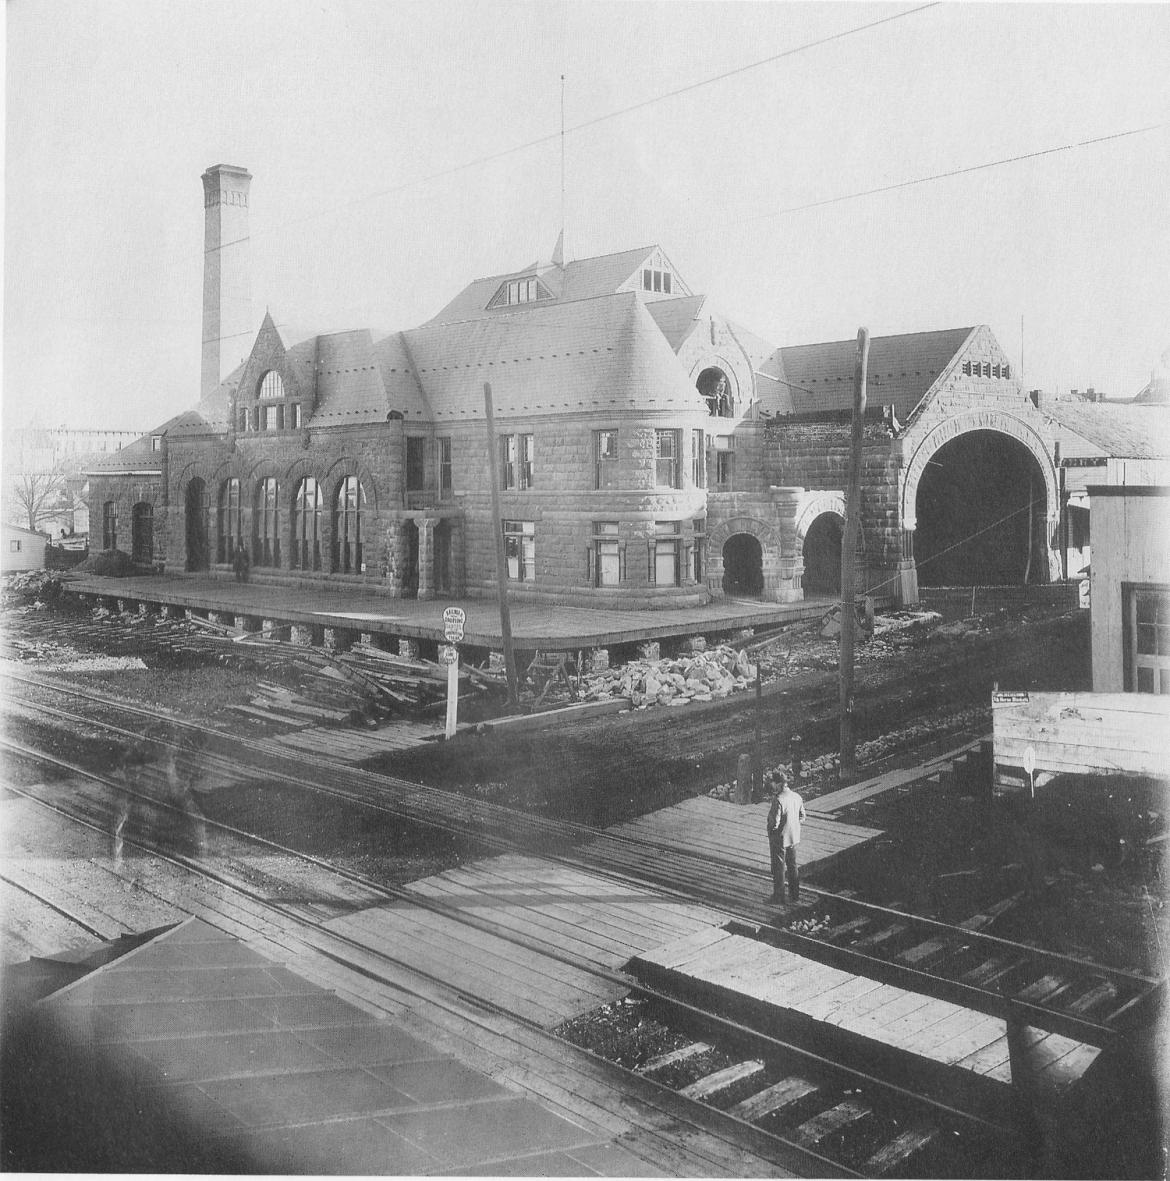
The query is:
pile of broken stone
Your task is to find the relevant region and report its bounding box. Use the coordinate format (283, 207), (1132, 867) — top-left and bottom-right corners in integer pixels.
(581, 645), (757, 708)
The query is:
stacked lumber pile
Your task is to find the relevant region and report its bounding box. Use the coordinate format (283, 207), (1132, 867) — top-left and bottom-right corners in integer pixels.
(231, 639), (504, 729)
(581, 645), (756, 709)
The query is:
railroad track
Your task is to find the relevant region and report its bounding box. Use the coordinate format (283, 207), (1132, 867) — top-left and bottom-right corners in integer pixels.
(2, 731), (1022, 1179)
(2, 669), (1160, 1052)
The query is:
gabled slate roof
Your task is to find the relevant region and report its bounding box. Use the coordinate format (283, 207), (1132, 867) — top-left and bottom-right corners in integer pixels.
(425, 245), (662, 326)
(1043, 399), (1170, 459)
(403, 291), (704, 421)
(780, 327), (976, 417)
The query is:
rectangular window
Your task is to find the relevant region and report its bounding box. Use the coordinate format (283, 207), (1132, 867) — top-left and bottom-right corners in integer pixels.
(655, 429), (679, 488)
(500, 435), (515, 490)
(518, 433), (534, 490)
(692, 429), (705, 487)
(1129, 587), (1170, 694)
(596, 429), (618, 489)
(503, 520), (535, 582)
(663, 272), (672, 294)
(651, 521), (680, 587)
(406, 437), (426, 490)
(439, 437), (453, 497)
(592, 521), (621, 587)
(500, 434), (533, 490)
(10, 540), (21, 553)
(151, 435), (162, 452)
(715, 437), (735, 490)
(643, 269), (653, 291)
(653, 270), (662, 292)
(291, 403), (302, 429)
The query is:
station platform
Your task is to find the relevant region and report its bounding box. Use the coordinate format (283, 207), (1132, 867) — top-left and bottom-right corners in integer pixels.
(60, 570), (835, 654)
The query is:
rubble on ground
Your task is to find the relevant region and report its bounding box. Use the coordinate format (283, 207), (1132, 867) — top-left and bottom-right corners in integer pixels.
(1, 571), (64, 607)
(581, 645), (757, 709)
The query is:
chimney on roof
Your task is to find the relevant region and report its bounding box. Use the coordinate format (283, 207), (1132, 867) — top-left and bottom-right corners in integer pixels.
(201, 164), (252, 401)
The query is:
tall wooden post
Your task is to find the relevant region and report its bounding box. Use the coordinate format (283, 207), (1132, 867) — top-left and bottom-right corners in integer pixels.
(753, 664), (763, 800)
(839, 328), (869, 780)
(483, 383), (519, 709)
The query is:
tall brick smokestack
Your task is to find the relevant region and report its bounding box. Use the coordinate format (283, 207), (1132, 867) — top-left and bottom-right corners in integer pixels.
(201, 164), (252, 401)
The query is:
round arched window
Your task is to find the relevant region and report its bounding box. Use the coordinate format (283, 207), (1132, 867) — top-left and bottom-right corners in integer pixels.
(259, 370), (285, 400)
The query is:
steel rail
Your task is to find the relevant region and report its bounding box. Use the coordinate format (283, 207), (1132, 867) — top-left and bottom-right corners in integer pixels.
(1, 736), (1015, 1175)
(4, 671), (1159, 1044)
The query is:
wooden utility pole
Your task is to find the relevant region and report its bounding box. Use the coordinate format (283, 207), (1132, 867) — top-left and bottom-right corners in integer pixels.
(483, 383), (520, 709)
(839, 328), (869, 780)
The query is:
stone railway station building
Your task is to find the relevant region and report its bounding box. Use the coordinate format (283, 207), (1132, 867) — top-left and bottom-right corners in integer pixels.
(88, 165), (1169, 610)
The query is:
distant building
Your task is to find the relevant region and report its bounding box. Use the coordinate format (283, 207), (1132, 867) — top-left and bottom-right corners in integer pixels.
(1088, 485), (1170, 694)
(84, 163), (1170, 606)
(2, 524), (49, 574)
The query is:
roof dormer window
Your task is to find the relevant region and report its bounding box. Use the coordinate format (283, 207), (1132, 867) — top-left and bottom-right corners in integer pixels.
(488, 276), (551, 309)
(642, 268), (672, 294)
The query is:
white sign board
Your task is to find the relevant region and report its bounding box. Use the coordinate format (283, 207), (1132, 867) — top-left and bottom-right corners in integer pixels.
(438, 644), (459, 665)
(1078, 579), (1090, 609)
(442, 606), (466, 643)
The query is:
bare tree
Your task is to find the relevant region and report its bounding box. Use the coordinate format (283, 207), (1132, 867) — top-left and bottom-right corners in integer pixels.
(10, 464), (68, 532)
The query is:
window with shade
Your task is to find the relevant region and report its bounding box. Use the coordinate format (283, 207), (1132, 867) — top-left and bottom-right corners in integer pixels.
(217, 478), (242, 562)
(291, 477), (322, 571)
(253, 478), (281, 567)
(102, 501), (118, 551)
(333, 476), (365, 574)
(503, 520), (535, 582)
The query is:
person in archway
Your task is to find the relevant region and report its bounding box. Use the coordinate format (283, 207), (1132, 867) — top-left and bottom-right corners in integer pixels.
(233, 539), (250, 583)
(766, 771), (806, 903)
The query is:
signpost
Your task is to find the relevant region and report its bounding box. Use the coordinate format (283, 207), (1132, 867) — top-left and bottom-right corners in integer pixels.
(441, 608), (466, 739)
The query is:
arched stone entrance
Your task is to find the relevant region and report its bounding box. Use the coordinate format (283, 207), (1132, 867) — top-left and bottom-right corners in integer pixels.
(722, 534), (764, 596)
(802, 513), (843, 595)
(915, 431), (1046, 585)
(184, 479), (210, 571)
(901, 411), (1059, 591)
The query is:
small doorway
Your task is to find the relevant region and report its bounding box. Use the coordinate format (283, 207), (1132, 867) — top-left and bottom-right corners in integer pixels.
(803, 513), (843, 595)
(131, 503), (154, 566)
(185, 479), (210, 572)
(722, 533), (763, 596)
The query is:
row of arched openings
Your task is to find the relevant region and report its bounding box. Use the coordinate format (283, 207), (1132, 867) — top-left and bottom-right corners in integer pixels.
(186, 476), (366, 574)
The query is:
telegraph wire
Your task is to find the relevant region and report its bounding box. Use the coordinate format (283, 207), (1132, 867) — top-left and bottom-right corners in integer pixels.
(767, 122), (1169, 217)
(204, 3), (940, 257)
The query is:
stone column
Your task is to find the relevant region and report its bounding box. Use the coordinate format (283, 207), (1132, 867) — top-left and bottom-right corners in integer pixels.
(416, 517), (436, 601)
(896, 526), (920, 606)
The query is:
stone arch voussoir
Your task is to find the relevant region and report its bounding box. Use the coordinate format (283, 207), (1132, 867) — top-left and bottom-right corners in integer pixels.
(795, 491), (847, 547)
(901, 410), (1058, 532)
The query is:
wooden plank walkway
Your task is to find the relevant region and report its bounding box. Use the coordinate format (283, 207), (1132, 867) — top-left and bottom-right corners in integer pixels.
(272, 721), (442, 761)
(603, 795), (881, 875)
(324, 854), (728, 1027)
(805, 737), (985, 817)
(630, 928), (1101, 1105)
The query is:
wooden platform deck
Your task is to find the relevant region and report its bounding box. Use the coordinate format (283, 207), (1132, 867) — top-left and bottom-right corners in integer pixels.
(603, 795), (882, 876)
(62, 571), (834, 652)
(630, 926), (1101, 1121)
(324, 854), (728, 1028)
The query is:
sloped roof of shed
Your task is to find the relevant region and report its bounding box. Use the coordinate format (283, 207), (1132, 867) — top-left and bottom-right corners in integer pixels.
(1043, 399), (1170, 458)
(403, 290), (704, 421)
(780, 327), (976, 417)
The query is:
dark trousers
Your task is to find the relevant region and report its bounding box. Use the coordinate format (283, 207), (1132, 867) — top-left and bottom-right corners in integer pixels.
(769, 838), (800, 900)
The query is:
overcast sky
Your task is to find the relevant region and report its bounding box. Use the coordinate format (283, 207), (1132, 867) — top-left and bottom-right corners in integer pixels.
(5, 0), (1169, 432)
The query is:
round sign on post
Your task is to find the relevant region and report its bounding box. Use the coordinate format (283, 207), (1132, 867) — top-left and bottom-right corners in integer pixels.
(442, 606), (466, 643)
(438, 644), (459, 665)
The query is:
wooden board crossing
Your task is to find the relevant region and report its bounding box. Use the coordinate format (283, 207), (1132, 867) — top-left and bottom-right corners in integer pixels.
(603, 795), (881, 874)
(630, 927), (1101, 1098)
(272, 720), (442, 760)
(324, 854), (728, 1027)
